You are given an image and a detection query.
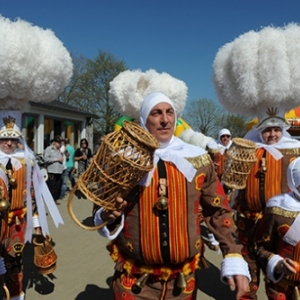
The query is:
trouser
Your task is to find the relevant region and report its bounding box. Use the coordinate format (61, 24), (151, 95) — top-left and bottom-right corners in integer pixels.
(112, 270), (197, 300)
(236, 214), (262, 300)
(47, 173), (62, 201)
(60, 167), (75, 198)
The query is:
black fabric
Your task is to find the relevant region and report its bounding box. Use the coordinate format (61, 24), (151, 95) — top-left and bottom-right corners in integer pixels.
(157, 159), (171, 263)
(259, 149), (267, 209)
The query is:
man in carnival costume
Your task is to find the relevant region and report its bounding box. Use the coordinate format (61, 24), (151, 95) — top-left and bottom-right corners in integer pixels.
(213, 23), (300, 299)
(207, 128), (233, 180)
(255, 157), (300, 300)
(0, 16), (72, 299)
(0, 111), (63, 300)
(95, 82), (251, 299)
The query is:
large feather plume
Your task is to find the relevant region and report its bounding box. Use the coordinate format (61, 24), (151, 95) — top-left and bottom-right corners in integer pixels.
(0, 16), (73, 110)
(109, 69), (188, 121)
(213, 23), (300, 116)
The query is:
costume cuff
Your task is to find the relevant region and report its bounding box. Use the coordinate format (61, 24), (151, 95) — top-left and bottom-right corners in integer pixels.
(7, 292), (25, 300)
(221, 254), (251, 283)
(267, 254), (284, 283)
(0, 257), (6, 275)
(33, 215), (40, 228)
(94, 207), (124, 240)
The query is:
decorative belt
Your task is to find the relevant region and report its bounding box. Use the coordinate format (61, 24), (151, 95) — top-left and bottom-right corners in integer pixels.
(108, 242), (200, 282)
(277, 277), (300, 289)
(8, 208), (27, 225)
(237, 206), (263, 222)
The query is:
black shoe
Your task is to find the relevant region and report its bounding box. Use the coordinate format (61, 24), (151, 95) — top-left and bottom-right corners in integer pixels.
(75, 190), (82, 199)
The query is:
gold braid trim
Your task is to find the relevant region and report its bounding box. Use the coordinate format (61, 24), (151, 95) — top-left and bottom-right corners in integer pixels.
(186, 153), (211, 169)
(278, 148), (300, 155)
(265, 206), (300, 219)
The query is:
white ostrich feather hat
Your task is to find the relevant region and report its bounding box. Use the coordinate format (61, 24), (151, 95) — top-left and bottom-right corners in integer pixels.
(0, 15), (73, 110)
(213, 23), (300, 129)
(109, 69), (188, 121)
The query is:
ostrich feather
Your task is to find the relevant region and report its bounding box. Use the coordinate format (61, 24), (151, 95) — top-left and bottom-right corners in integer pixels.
(213, 23), (300, 116)
(0, 16), (73, 107)
(109, 69), (188, 120)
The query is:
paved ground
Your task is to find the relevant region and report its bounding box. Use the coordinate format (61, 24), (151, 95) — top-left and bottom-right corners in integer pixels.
(14, 193), (269, 300)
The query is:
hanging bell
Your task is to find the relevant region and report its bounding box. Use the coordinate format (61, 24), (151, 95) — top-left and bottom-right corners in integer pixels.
(176, 272), (187, 289)
(7, 170), (17, 186)
(9, 177), (17, 186)
(294, 286), (300, 300)
(15, 216), (21, 226)
(155, 197), (169, 210)
(0, 200), (10, 212)
(134, 273), (149, 289)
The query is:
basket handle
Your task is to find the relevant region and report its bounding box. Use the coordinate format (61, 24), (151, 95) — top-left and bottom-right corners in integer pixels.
(67, 186), (108, 231)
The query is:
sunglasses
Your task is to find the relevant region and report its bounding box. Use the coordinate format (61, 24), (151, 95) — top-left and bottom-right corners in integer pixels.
(221, 135), (230, 138)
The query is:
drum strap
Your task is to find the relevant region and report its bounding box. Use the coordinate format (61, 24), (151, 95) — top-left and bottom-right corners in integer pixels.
(259, 150), (267, 209)
(157, 159), (171, 262)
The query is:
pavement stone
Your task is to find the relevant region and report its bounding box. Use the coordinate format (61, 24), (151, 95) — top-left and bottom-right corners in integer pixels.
(12, 193), (268, 300)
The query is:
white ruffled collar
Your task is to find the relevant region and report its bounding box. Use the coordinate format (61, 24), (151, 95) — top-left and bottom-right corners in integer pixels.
(140, 136), (206, 186)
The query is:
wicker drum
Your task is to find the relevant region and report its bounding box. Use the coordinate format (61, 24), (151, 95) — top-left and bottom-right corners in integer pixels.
(221, 137), (257, 190)
(68, 121), (159, 230)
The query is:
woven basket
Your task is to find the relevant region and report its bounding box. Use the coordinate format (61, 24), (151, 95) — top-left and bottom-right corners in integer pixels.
(33, 235), (57, 275)
(68, 121), (159, 230)
(221, 137), (257, 190)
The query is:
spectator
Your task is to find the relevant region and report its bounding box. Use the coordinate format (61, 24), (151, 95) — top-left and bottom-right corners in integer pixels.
(60, 138), (75, 200)
(93, 136), (105, 156)
(43, 135), (64, 204)
(74, 138), (93, 199)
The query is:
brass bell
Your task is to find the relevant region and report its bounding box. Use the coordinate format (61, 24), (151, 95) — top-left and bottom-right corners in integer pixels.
(9, 177), (17, 186)
(176, 272), (187, 289)
(155, 197), (169, 210)
(15, 216), (21, 226)
(134, 273), (149, 289)
(294, 286), (300, 300)
(0, 200), (10, 212)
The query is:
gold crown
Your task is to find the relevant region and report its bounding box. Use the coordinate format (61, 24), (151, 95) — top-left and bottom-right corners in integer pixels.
(266, 107), (279, 117)
(3, 116), (16, 129)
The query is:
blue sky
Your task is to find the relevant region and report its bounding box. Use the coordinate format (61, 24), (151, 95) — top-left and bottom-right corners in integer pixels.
(1, 0), (300, 106)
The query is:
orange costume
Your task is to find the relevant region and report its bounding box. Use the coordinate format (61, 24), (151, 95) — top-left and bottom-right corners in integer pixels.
(236, 146), (300, 299)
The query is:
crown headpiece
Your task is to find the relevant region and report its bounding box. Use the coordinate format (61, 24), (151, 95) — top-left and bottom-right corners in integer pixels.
(3, 116), (16, 129)
(266, 107), (279, 117)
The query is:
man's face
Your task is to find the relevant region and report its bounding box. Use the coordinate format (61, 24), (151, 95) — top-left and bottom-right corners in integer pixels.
(220, 134), (231, 146)
(0, 138), (19, 154)
(261, 126), (283, 145)
(145, 102), (175, 143)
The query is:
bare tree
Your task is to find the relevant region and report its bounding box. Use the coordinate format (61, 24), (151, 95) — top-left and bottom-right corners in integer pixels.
(59, 51), (126, 135)
(215, 113), (249, 138)
(183, 98), (224, 137)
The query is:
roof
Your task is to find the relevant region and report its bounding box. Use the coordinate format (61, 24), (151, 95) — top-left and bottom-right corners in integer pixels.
(29, 100), (98, 118)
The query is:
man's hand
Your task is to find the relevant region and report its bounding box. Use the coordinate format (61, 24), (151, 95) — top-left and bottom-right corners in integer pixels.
(275, 258), (297, 275)
(100, 196), (127, 223)
(227, 275), (250, 300)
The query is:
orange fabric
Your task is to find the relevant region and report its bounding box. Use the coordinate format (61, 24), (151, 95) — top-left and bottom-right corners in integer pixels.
(245, 148), (282, 211)
(139, 162), (189, 265)
(10, 164), (27, 210)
